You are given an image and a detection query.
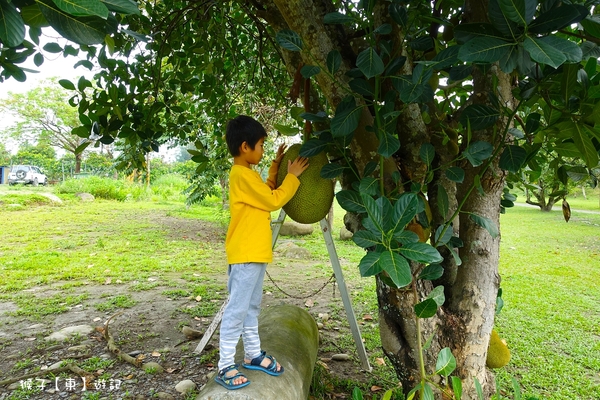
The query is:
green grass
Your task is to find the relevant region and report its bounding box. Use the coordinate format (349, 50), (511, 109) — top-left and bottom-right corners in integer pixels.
(496, 206), (600, 399)
(0, 184), (598, 399)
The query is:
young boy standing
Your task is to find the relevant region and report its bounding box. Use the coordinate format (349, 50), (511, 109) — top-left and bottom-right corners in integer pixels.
(215, 115), (309, 390)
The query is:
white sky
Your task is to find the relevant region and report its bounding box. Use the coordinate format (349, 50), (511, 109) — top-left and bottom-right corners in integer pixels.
(0, 30), (178, 161)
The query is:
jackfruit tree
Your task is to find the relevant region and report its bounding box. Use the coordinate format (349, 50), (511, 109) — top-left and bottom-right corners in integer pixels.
(2, 0), (600, 398)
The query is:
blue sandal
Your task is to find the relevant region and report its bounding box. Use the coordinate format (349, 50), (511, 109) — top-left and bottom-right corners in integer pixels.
(243, 350), (284, 376)
(214, 364), (250, 390)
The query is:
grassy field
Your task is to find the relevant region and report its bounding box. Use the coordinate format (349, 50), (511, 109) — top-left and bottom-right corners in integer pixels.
(0, 182), (599, 399)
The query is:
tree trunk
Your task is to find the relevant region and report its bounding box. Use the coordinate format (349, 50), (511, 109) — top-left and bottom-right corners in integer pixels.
(260, 0), (512, 397)
(74, 153), (82, 174)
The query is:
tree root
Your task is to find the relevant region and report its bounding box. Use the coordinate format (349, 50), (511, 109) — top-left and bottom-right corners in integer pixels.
(97, 311), (142, 368)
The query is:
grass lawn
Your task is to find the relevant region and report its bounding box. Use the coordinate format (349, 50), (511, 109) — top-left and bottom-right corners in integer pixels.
(0, 182), (598, 399)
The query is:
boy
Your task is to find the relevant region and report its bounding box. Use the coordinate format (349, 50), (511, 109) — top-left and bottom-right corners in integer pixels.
(215, 115), (309, 390)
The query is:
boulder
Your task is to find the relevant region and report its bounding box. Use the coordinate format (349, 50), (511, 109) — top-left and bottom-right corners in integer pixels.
(196, 304), (318, 400)
(339, 226), (353, 241)
(278, 221), (314, 236)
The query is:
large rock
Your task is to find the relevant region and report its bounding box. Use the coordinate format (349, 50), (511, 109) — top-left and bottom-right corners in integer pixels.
(278, 221), (314, 236)
(197, 304), (318, 400)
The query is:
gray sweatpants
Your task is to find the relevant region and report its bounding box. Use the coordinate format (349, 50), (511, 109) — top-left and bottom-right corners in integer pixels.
(217, 262), (266, 371)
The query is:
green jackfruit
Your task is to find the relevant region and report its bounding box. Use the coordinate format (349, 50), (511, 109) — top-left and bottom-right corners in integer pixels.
(486, 329), (511, 369)
(276, 143), (334, 224)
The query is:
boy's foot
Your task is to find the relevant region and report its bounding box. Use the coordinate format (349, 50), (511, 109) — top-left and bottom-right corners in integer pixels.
(243, 350), (284, 376)
(214, 364), (250, 390)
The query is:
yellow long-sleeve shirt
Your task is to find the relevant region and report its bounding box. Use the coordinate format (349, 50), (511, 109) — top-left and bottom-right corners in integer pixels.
(225, 162), (300, 264)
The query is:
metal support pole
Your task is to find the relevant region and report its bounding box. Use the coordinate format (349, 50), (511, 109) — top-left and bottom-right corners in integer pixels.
(319, 218), (372, 371)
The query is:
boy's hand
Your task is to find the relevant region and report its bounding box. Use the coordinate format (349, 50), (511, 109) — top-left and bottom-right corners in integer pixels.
(287, 156), (309, 177)
(274, 144), (287, 164)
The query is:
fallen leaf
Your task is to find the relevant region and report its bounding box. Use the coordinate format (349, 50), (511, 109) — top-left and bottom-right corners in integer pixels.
(362, 314), (373, 321)
(305, 299), (314, 307)
(93, 317), (102, 322)
(136, 354), (146, 361)
(24, 337), (36, 341)
(371, 385), (383, 392)
(104, 278), (111, 285)
(376, 357), (386, 366)
(123, 374), (134, 380)
(166, 368), (177, 373)
(195, 296), (202, 302)
(152, 351), (161, 357)
(194, 317), (202, 321)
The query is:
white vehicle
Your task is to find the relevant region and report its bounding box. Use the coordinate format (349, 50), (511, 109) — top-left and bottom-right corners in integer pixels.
(7, 165), (48, 186)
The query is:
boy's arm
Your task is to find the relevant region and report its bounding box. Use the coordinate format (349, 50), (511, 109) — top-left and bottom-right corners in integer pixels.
(265, 160), (280, 190)
(236, 170), (299, 211)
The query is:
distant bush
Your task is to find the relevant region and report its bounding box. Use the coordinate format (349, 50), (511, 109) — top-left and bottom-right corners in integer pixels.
(56, 174), (191, 202)
(56, 176), (130, 201)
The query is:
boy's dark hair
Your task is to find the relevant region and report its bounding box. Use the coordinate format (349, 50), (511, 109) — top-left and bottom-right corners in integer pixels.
(225, 115), (268, 157)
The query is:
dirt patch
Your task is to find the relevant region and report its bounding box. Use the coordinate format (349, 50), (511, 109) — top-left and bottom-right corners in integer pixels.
(0, 213), (388, 399)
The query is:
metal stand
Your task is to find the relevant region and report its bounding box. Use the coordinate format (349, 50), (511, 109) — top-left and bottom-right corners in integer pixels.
(196, 209), (372, 372)
(271, 210), (372, 371)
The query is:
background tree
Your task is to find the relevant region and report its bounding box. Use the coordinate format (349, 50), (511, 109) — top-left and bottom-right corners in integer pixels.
(3, 0), (600, 398)
(0, 142), (11, 165)
(13, 141), (59, 179)
(0, 79), (92, 173)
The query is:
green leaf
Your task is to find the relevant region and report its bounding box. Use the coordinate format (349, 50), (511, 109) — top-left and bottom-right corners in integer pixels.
(21, 4), (49, 29)
(434, 225), (453, 246)
(469, 213), (499, 238)
(276, 29), (302, 52)
(428, 286), (446, 306)
(474, 378), (484, 400)
(323, 11), (354, 24)
(361, 193), (384, 234)
(414, 298), (438, 318)
(451, 377), (463, 400)
(33, 52), (44, 66)
(523, 36), (566, 69)
(300, 111), (328, 122)
(327, 50), (342, 74)
(418, 264), (444, 280)
(37, 0), (108, 45)
(458, 37), (512, 64)
(430, 45), (460, 70)
(380, 251), (412, 288)
(349, 78), (375, 96)
(356, 47), (384, 79)
(74, 140), (91, 154)
(446, 167), (465, 183)
(359, 177), (379, 196)
(0, 0), (26, 47)
(392, 193), (419, 234)
(58, 79), (76, 90)
(377, 132), (400, 158)
(399, 242), (443, 264)
(43, 42), (63, 53)
(453, 23), (503, 44)
(555, 120), (599, 168)
(331, 97), (362, 138)
(52, 0), (109, 19)
(463, 141), (494, 167)
(419, 143), (436, 165)
(394, 230), (420, 245)
(528, 5), (582, 34)
(300, 65), (320, 78)
(539, 36), (582, 63)
(499, 145), (527, 172)
(435, 347), (457, 377)
(488, 0), (521, 38)
(358, 251), (383, 277)
(101, 0), (139, 14)
(336, 190), (366, 213)
(320, 163), (345, 179)
(374, 23), (392, 35)
(460, 104), (500, 130)
(353, 230), (381, 248)
(273, 123), (299, 136)
(499, 0), (535, 26)
(389, 3), (407, 28)
(437, 184), (449, 219)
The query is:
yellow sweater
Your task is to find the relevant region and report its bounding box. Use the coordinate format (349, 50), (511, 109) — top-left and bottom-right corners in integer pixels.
(225, 162), (300, 264)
